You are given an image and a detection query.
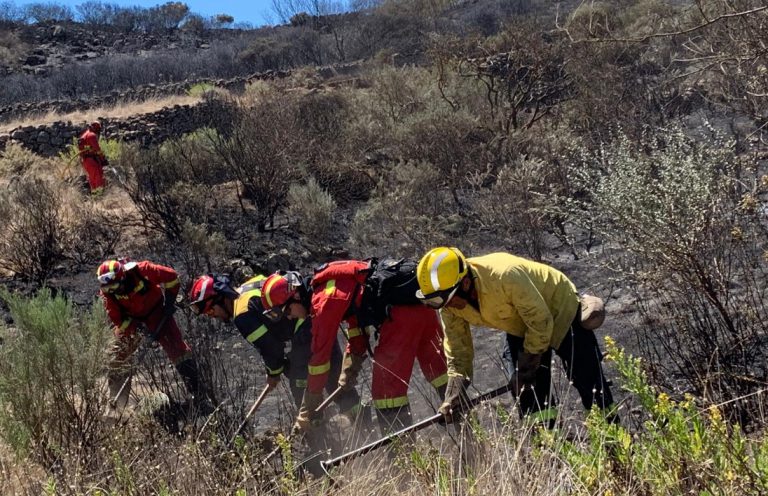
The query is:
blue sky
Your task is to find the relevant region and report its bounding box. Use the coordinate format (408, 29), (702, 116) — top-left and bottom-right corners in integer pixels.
(19, 0), (277, 26)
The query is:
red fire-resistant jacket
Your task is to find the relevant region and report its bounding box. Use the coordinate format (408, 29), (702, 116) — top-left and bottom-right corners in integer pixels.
(78, 129), (103, 159)
(305, 261), (370, 394)
(101, 261), (180, 338)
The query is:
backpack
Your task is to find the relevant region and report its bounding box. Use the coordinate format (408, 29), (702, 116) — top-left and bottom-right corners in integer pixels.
(310, 258), (421, 328)
(359, 257), (421, 327)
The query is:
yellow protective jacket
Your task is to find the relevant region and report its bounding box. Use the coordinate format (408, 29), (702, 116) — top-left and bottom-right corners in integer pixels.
(441, 253), (579, 380)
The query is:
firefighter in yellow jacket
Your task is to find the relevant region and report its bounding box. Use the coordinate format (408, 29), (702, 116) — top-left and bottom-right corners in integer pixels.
(415, 247), (616, 427)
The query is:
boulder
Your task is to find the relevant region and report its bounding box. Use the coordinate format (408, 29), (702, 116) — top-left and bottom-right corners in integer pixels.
(23, 54), (47, 66)
(10, 129), (28, 140)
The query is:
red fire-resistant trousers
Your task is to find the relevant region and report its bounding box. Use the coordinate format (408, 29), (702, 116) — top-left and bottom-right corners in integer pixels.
(370, 305), (448, 410)
(112, 312), (192, 366)
(82, 157), (105, 193)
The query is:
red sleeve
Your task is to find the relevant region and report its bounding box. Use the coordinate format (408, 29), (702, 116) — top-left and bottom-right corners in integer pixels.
(345, 314), (369, 356)
(306, 291), (349, 394)
(137, 261), (180, 297)
(101, 293), (136, 337)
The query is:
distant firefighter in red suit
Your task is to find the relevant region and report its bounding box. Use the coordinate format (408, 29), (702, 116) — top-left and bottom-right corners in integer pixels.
(78, 121), (107, 195)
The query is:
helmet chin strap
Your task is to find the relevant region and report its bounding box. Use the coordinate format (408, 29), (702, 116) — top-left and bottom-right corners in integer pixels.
(454, 276), (479, 309)
(223, 296), (235, 320)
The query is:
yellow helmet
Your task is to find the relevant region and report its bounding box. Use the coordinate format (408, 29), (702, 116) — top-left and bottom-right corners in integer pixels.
(416, 247), (468, 308)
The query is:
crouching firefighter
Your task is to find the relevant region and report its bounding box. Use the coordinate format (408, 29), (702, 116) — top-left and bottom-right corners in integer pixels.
(415, 248), (618, 428)
(260, 258), (449, 435)
(188, 273), (360, 412)
(97, 259), (212, 413)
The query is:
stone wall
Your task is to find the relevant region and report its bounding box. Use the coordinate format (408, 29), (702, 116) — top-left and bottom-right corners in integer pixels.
(0, 60), (364, 156)
(0, 97), (232, 156)
(0, 69), (290, 123)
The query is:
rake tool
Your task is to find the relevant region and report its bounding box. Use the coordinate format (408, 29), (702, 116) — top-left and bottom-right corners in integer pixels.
(320, 383), (511, 472)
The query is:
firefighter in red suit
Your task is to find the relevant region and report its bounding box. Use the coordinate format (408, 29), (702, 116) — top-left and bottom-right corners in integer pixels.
(97, 259), (209, 411)
(78, 121), (107, 195)
(261, 259), (448, 434)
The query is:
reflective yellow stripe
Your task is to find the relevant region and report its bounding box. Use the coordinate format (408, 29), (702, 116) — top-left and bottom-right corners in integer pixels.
(308, 361), (331, 375)
(347, 327), (362, 338)
(529, 407), (558, 423)
(294, 379), (307, 388)
(237, 275), (266, 294)
(324, 280), (336, 295)
(263, 277), (279, 307)
(294, 318), (305, 333)
(132, 280), (145, 293)
(162, 279), (179, 288)
(266, 365), (284, 375)
(373, 396), (409, 409)
(246, 325), (268, 343)
(119, 319), (132, 330)
(430, 373), (448, 388)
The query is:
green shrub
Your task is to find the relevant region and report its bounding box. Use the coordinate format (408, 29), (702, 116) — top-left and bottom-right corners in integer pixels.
(186, 82), (216, 97)
(547, 337), (768, 494)
(565, 126), (768, 423)
(0, 141), (37, 177)
(0, 142), (63, 179)
(286, 177), (337, 243)
(348, 160), (463, 256)
(60, 135), (123, 165)
(0, 288), (112, 465)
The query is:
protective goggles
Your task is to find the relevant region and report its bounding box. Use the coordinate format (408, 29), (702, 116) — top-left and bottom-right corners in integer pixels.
(101, 281), (122, 294)
(100, 274), (127, 294)
(417, 284), (460, 309)
(98, 272), (118, 285)
(190, 297), (217, 316)
(262, 300), (293, 323)
(98, 272), (123, 294)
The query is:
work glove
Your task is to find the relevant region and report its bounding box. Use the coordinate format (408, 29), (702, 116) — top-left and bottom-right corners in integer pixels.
(438, 376), (470, 424)
(266, 374), (281, 388)
(162, 294), (177, 318)
(338, 353), (366, 391)
(292, 390), (324, 435)
(509, 352), (542, 396)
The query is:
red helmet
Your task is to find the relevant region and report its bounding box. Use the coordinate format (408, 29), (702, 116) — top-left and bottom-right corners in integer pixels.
(260, 272), (302, 321)
(90, 121), (102, 133)
(188, 274), (237, 315)
(97, 259), (136, 293)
